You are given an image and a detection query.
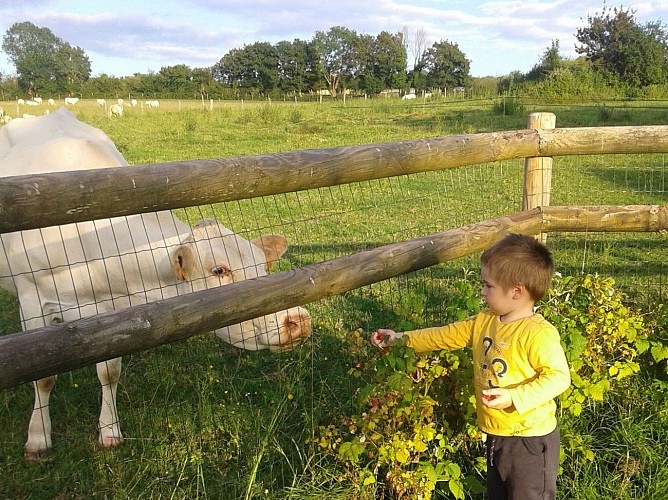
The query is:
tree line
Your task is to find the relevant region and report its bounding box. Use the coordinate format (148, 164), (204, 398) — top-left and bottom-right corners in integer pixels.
(1, 6), (668, 101)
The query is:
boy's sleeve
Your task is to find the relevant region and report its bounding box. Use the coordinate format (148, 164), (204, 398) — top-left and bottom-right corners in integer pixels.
(403, 316), (476, 353)
(509, 325), (571, 415)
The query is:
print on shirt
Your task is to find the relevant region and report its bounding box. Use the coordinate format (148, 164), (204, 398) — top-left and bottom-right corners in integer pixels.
(481, 336), (508, 389)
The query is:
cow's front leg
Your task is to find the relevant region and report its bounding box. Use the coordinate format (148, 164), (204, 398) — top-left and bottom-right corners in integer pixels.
(96, 358), (124, 448)
(24, 376), (56, 461)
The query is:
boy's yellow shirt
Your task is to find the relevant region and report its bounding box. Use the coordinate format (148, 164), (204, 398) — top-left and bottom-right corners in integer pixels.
(403, 311), (571, 437)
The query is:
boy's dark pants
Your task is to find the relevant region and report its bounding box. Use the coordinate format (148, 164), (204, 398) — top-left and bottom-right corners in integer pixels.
(485, 426), (560, 500)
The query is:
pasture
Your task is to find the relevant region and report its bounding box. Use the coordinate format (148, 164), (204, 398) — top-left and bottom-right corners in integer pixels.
(1, 97), (667, 499)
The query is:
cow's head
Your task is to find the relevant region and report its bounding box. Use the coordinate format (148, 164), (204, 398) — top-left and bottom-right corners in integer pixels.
(169, 219), (311, 351)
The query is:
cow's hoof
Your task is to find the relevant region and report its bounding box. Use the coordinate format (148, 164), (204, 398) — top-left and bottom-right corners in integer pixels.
(24, 448), (49, 462)
(98, 436), (124, 449)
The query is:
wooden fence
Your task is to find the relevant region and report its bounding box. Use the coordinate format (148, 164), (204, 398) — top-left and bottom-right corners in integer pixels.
(1, 114), (667, 388)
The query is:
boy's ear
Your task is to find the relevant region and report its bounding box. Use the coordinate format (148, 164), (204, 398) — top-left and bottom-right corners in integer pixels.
(512, 284), (525, 298)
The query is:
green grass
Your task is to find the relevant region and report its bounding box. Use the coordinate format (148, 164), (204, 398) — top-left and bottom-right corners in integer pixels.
(1, 97), (667, 498)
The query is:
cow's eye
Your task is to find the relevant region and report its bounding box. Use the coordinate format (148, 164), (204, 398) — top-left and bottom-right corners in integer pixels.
(212, 266), (229, 277)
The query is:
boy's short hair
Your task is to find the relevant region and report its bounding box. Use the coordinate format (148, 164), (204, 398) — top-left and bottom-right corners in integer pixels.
(480, 233), (554, 301)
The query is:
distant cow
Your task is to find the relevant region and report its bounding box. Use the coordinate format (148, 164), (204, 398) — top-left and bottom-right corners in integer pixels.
(130, 99), (138, 107)
(145, 100), (160, 108)
(402, 93), (416, 100)
(47, 98), (56, 106)
(0, 109), (311, 460)
(64, 97), (79, 106)
(96, 98), (106, 107)
(108, 103), (123, 117)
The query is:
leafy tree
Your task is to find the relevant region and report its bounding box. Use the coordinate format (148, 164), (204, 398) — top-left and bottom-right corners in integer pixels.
(351, 34), (381, 93)
(312, 26), (358, 97)
(55, 44), (91, 95)
(244, 41), (279, 95)
(2, 21), (91, 96)
(191, 67), (215, 98)
(212, 47), (246, 96)
(372, 31), (408, 91)
(422, 40), (470, 90)
(83, 73), (120, 98)
(275, 39), (317, 95)
(353, 31), (408, 94)
(525, 40), (563, 81)
(132, 71), (160, 99)
(213, 42), (278, 97)
(158, 64), (195, 97)
(0, 72), (19, 100)
(575, 6), (668, 87)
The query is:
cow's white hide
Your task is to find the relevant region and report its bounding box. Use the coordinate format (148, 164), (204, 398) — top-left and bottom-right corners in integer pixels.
(0, 109), (311, 460)
(108, 103), (123, 117)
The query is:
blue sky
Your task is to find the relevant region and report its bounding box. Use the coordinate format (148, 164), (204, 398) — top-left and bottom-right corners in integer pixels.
(2, 1), (668, 79)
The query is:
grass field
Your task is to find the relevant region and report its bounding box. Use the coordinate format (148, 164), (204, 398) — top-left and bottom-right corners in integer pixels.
(1, 96), (667, 499)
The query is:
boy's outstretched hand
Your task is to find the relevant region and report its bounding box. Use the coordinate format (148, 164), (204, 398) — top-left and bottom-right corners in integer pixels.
(370, 329), (403, 348)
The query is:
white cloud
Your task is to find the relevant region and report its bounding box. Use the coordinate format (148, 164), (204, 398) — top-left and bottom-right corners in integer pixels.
(2, 1), (668, 78)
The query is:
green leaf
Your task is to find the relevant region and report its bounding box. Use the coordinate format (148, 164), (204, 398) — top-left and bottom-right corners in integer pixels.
(395, 447), (410, 464)
(413, 438), (427, 452)
(651, 344), (668, 362)
(569, 402), (582, 416)
(445, 461), (462, 479)
(449, 478), (465, 499)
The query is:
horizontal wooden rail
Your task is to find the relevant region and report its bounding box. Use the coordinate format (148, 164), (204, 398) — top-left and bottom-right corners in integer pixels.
(1, 204), (666, 390)
(2, 125), (668, 232)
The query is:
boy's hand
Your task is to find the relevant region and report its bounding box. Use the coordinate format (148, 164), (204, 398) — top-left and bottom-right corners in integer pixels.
(481, 388), (512, 410)
(370, 329), (401, 348)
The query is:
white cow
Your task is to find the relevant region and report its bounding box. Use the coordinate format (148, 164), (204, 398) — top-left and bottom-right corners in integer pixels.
(108, 103), (123, 117)
(17, 98), (25, 105)
(130, 99), (138, 107)
(145, 100), (160, 108)
(0, 109), (311, 460)
(96, 98), (107, 107)
(34, 97), (43, 104)
(64, 97), (79, 106)
(47, 98), (56, 106)
(401, 93), (417, 100)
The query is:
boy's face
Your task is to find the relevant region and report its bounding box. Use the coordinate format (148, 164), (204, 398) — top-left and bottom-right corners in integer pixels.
(480, 266), (517, 317)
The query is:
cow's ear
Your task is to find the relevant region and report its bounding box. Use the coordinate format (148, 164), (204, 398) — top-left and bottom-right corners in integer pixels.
(170, 244), (196, 281)
(251, 235), (288, 270)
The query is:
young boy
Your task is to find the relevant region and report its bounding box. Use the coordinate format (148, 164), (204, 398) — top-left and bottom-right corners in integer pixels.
(370, 233), (571, 500)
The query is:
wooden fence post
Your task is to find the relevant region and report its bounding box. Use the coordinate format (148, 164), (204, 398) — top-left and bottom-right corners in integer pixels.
(523, 112), (556, 243)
